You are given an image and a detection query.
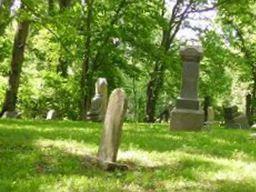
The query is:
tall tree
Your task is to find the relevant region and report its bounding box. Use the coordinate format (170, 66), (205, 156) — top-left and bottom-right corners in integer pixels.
(79, 0), (93, 119)
(56, 0), (72, 77)
(0, 4), (30, 116)
(145, 0), (194, 122)
(217, 0), (256, 123)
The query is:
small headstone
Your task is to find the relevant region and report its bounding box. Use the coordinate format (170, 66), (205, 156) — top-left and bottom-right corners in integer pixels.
(204, 106), (218, 127)
(157, 103), (174, 123)
(223, 105), (249, 129)
(87, 78), (108, 122)
(98, 88), (127, 163)
(46, 109), (56, 120)
(170, 46), (204, 131)
(207, 107), (215, 122)
(2, 111), (21, 119)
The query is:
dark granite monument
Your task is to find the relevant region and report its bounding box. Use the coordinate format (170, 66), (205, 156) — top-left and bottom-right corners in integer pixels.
(223, 105), (249, 129)
(170, 46), (204, 131)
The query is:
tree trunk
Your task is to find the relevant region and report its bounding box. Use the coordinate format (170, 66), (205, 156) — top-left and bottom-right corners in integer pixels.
(145, 30), (169, 123)
(250, 71), (256, 125)
(56, 0), (71, 77)
(203, 96), (211, 122)
(48, 0), (54, 15)
(0, 20), (30, 116)
(57, 53), (68, 77)
(246, 93), (252, 125)
(146, 78), (156, 122)
(144, 1), (191, 122)
(79, 0), (93, 120)
(59, 0), (71, 9)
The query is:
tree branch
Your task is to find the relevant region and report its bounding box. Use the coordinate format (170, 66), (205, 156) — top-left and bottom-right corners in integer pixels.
(22, 0), (74, 57)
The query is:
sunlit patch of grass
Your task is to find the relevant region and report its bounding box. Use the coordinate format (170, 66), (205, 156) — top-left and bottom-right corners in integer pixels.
(35, 139), (97, 156)
(1, 119), (256, 191)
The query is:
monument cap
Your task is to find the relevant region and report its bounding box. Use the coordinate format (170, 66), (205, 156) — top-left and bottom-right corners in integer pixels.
(180, 45), (203, 62)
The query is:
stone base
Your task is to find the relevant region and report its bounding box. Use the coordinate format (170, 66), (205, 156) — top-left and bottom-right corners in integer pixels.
(2, 111), (21, 119)
(225, 114), (249, 129)
(176, 98), (199, 110)
(86, 113), (103, 122)
(84, 155), (129, 171)
(170, 108), (204, 131)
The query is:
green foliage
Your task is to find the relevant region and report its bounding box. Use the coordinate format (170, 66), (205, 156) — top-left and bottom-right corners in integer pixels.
(200, 31), (233, 104)
(19, 71), (80, 119)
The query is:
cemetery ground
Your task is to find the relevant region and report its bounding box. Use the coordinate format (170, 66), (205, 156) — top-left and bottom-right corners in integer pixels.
(1, 120), (256, 192)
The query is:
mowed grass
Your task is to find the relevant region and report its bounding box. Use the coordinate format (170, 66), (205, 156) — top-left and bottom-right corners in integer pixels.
(1, 120), (256, 192)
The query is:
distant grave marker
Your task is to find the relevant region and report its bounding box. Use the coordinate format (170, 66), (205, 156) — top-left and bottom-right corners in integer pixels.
(2, 111), (21, 119)
(223, 105), (249, 129)
(46, 109), (56, 120)
(87, 78), (108, 122)
(170, 46), (204, 131)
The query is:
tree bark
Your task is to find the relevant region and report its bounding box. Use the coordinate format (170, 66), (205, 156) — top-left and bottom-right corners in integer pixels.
(250, 71), (256, 125)
(82, 0), (128, 118)
(229, 20), (256, 125)
(56, 0), (71, 77)
(246, 93), (252, 125)
(0, 20), (30, 116)
(79, 0), (93, 120)
(58, 0), (71, 9)
(48, 0), (54, 15)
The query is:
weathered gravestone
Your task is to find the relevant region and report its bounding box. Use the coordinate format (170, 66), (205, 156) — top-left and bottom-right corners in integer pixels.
(85, 88), (128, 171)
(46, 109), (56, 120)
(170, 46), (204, 131)
(207, 107), (215, 122)
(87, 78), (108, 122)
(98, 88), (127, 164)
(223, 105), (249, 129)
(2, 111), (21, 119)
(157, 103), (174, 123)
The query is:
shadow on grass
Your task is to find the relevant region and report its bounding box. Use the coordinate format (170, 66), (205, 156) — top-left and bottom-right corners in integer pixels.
(122, 123), (256, 160)
(1, 119), (256, 160)
(1, 119), (256, 191)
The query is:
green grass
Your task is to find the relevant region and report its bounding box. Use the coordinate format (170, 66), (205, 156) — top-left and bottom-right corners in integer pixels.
(1, 119), (256, 191)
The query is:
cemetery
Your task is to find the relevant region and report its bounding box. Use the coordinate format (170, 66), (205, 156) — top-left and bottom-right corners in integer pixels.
(1, 0), (256, 191)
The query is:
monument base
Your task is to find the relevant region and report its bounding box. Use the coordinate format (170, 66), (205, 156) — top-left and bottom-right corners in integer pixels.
(225, 114), (249, 129)
(86, 113), (103, 122)
(170, 108), (204, 131)
(176, 98), (199, 110)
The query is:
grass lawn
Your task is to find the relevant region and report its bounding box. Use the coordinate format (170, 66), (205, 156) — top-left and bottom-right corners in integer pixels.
(1, 119), (256, 191)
